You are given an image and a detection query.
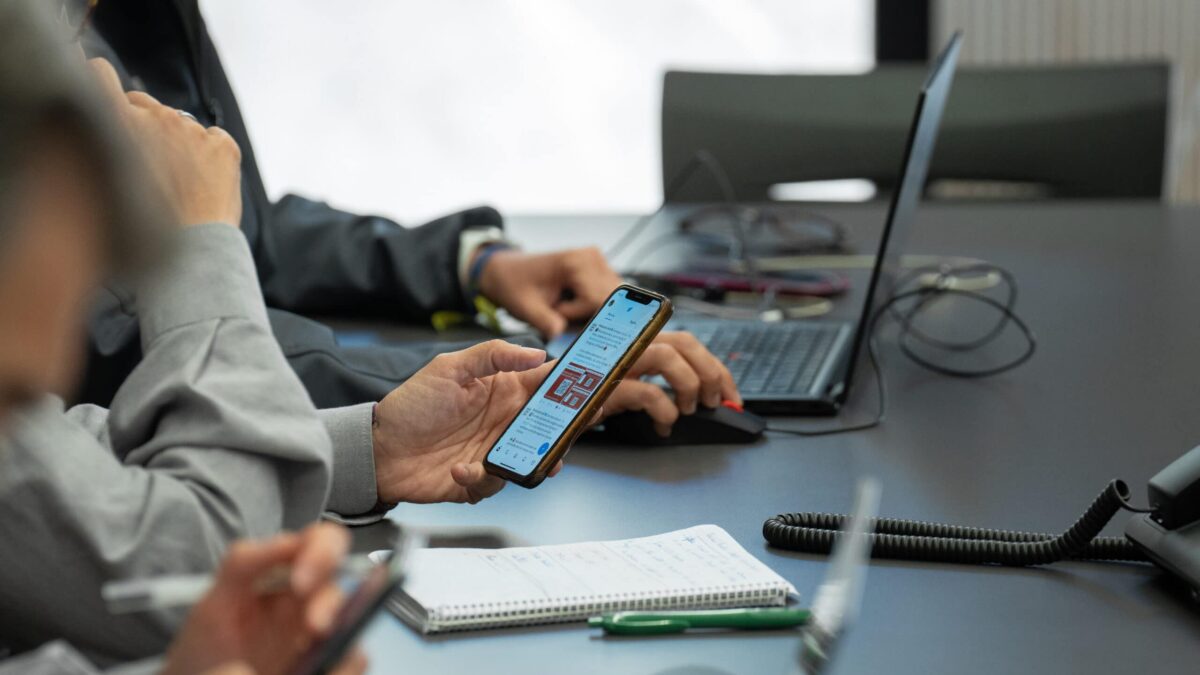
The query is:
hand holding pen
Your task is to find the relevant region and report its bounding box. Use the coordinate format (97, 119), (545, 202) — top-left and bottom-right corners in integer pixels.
(150, 522), (366, 675)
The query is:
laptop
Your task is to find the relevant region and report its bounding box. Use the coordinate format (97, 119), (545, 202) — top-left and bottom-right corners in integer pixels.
(668, 32), (963, 415)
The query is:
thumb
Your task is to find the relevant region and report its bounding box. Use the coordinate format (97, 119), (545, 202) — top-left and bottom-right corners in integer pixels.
(442, 340), (546, 385)
(451, 462), (507, 503)
(505, 294), (568, 337)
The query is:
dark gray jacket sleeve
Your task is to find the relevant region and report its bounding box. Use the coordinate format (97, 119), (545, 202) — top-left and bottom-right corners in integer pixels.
(0, 224), (332, 665)
(258, 198), (503, 320)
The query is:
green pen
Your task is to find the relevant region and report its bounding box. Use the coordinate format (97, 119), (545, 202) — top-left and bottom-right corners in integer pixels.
(588, 607), (811, 636)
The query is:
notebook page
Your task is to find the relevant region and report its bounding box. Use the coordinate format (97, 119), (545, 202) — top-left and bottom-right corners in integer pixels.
(401, 524), (796, 612)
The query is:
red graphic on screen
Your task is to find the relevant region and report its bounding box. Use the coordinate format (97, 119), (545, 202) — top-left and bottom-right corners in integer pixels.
(544, 362), (603, 410)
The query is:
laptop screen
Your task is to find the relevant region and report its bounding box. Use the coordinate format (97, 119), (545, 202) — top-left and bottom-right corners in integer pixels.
(838, 32), (963, 399)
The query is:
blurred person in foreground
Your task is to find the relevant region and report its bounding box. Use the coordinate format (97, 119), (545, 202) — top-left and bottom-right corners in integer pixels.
(1, 525), (367, 675)
(0, 3), (364, 673)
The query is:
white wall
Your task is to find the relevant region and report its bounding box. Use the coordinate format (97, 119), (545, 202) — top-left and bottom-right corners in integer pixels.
(933, 0), (1200, 203)
(201, 0), (873, 223)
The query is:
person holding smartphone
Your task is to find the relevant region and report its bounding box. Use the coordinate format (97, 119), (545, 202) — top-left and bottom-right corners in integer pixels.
(0, 525), (366, 675)
(157, 524), (367, 675)
(0, 5), (363, 673)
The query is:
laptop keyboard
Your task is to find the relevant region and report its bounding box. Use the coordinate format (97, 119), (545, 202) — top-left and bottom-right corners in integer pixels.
(680, 322), (842, 396)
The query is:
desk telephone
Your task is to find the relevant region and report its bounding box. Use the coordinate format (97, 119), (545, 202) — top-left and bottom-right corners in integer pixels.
(765, 445), (1200, 598)
(1126, 446), (1200, 595)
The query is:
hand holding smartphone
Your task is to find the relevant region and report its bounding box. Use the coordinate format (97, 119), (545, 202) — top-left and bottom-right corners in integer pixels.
(484, 285), (672, 488)
(286, 530), (421, 675)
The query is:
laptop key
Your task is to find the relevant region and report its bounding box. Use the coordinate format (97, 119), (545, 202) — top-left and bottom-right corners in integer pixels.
(694, 322), (845, 396)
(793, 331), (835, 390)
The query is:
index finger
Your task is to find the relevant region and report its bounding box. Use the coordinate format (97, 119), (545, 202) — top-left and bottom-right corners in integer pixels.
(658, 332), (741, 406)
(451, 462), (507, 504)
(437, 340), (547, 385)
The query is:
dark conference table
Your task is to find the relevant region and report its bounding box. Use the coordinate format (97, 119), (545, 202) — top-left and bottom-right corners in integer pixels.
(355, 201), (1200, 674)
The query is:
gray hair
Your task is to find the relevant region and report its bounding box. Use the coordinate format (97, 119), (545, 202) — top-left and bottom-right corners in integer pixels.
(0, 0), (167, 273)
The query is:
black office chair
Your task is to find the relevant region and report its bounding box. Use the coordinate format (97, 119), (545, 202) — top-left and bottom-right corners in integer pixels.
(661, 63), (1170, 202)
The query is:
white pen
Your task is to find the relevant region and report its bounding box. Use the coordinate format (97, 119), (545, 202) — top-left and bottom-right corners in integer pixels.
(102, 554), (377, 615)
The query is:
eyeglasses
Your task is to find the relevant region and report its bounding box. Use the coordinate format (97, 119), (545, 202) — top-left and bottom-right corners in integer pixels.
(59, 0), (100, 42)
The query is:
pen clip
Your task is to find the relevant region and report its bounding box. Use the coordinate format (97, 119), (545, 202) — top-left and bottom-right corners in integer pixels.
(589, 616), (691, 635)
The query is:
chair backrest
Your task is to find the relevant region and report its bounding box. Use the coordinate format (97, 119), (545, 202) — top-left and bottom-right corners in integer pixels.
(661, 63), (1169, 201)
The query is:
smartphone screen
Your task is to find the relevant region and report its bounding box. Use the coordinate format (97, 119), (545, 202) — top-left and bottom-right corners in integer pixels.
(487, 288), (664, 478)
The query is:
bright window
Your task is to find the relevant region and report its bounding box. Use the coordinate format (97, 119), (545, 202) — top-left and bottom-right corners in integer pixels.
(204, 0), (874, 221)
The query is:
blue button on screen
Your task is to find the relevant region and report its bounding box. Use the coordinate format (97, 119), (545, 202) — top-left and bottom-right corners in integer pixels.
(537, 442), (551, 456)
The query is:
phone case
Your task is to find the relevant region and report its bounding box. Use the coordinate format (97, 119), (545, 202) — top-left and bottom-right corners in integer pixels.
(484, 285), (673, 488)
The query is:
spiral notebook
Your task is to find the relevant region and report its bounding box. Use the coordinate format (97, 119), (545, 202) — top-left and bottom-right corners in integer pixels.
(384, 524), (796, 634)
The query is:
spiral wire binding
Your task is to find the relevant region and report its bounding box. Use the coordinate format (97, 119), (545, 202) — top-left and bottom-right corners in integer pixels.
(425, 581), (789, 632)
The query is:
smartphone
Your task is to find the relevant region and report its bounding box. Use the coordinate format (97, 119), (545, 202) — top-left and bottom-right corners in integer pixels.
(484, 284), (672, 488)
(287, 531), (421, 675)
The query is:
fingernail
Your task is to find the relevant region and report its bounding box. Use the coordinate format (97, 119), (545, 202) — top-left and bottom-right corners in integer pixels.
(706, 394), (721, 408)
(683, 401), (697, 415)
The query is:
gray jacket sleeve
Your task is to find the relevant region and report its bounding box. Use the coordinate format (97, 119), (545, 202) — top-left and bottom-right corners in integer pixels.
(320, 403), (385, 521)
(0, 224), (333, 665)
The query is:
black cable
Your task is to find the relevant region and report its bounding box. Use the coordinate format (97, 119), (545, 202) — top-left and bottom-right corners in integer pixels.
(610, 151), (838, 313)
(890, 289), (1036, 379)
(761, 263), (1140, 571)
(767, 303), (890, 437)
(610, 149), (798, 319)
(889, 263), (1016, 352)
(894, 266), (1012, 344)
(619, 158), (1032, 432)
(888, 264), (1036, 378)
(679, 203), (846, 256)
(766, 262), (1036, 436)
(763, 480), (1149, 565)
(623, 231), (687, 275)
(622, 208), (845, 276)
(606, 150), (734, 261)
